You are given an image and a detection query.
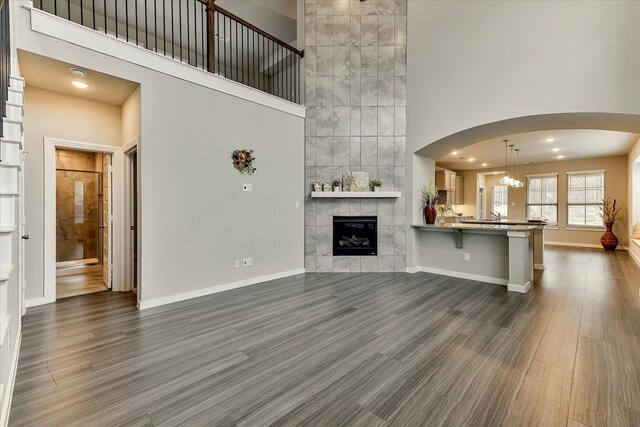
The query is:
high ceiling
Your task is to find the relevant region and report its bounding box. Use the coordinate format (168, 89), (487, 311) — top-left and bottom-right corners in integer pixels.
(18, 51), (139, 106)
(436, 129), (639, 171)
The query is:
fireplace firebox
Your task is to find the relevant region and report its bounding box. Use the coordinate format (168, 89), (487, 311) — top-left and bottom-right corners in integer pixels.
(333, 216), (377, 256)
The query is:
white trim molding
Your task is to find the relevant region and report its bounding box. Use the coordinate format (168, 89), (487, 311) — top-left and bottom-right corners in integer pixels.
(525, 172), (559, 178)
(508, 281), (532, 294)
(26, 6), (306, 119)
(0, 327), (21, 427)
(567, 169), (606, 175)
(405, 266), (508, 286)
(545, 241), (628, 250)
(138, 268), (306, 310)
(43, 138), (122, 306)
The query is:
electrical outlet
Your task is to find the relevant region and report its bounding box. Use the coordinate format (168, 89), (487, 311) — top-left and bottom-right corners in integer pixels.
(512, 202), (516, 207)
(295, 201), (300, 208)
(464, 253), (470, 261)
(243, 257), (253, 267)
(234, 260), (240, 268)
(243, 183), (253, 192)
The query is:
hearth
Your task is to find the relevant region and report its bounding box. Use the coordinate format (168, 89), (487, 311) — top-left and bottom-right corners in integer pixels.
(333, 216), (377, 256)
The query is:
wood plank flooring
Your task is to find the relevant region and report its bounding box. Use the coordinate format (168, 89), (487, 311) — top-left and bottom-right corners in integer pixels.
(10, 246), (640, 426)
(56, 264), (108, 299)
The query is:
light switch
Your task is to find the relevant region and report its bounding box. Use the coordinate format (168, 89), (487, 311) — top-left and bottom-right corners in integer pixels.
(295, 201), (300, 208)
(512, 202), (516, 206)
(243, 183), (253, 192)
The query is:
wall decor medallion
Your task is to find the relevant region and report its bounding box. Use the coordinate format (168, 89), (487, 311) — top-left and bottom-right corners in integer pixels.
(323, 181), (333, 192)
(231, 149), (256, 174)
(312, 182), (322, 192)
(351, 171), (370, 192)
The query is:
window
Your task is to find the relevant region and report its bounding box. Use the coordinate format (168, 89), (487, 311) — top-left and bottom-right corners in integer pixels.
(491, 185), (508, 218)
(567, 170), (605, 227)
(526, 174), (558, 224)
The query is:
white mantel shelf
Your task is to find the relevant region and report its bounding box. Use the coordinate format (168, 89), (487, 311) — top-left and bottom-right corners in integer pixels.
(311, 191), (401, 199)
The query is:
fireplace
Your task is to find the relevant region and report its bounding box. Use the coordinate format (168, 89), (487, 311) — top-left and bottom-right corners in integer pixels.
(333, 216), (377, 256)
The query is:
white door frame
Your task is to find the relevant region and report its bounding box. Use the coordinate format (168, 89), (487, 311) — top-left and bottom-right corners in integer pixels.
(43, 138), (123, 303)
(122, 137), (140, 305)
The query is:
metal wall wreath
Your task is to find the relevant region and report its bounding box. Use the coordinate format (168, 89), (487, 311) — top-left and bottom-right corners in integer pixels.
(231, 149), (256, 174)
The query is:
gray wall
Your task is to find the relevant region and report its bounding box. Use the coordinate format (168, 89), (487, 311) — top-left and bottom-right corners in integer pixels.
(16, 8), (305, 303)
(304, 0), (407, 272)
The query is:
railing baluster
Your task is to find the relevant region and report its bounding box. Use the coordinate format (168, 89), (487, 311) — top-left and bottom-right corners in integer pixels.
(153, 0), (157, 52)
(145, 0), (148, 49)
(186, 0), (190, 64)
(125, 0), (129, 42)
(80, 0), (83, 26)
(162, 0), (166, 55)
(67, 0), (70, 21)
(178, 0), (182, 61)
(135, 0), (139, 45)
(114, 0), (118, 38)
(170, 0), (174, 57)
(92, 0), (96, 30)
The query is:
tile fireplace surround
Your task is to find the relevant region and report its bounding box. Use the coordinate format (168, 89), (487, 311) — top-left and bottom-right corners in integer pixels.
(304, 0), (407, 272)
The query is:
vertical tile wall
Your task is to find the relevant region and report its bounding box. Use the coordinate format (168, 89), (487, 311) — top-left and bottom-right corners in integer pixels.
(305, 0), (407, 272)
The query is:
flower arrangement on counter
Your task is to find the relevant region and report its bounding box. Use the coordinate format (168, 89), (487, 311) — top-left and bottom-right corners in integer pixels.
(232, 149), (256, 174)
(420, 179), (439, 206)
(370, 179), (382, 191)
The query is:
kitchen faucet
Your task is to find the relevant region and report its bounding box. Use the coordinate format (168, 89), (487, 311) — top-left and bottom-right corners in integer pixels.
(490, 211), (502, 221)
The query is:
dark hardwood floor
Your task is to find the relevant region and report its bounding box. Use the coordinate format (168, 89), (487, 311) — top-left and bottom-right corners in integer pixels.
(9, 246), (640, 426)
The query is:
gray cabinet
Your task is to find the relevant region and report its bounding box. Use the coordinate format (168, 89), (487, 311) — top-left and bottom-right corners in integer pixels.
(454, 175), (464, 204)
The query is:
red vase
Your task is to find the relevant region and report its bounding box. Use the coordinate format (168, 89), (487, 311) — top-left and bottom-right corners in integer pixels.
(601, 221), (618, 251)
(424, 205), (437, 225)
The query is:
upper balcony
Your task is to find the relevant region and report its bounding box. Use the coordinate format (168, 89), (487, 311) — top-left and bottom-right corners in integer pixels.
(32, 0), (303, 104)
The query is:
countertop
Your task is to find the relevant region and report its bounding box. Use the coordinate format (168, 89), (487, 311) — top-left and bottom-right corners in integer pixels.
(412, 223), (540, 232)
(461, 219), (546, 226)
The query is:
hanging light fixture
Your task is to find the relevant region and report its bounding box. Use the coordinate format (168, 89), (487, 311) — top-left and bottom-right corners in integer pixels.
(499, 139), (511, 185)
(513, 148), (524, 188)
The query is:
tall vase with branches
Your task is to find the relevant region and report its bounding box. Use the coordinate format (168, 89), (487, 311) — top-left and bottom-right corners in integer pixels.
(421, 180), (439, 224)
(599, 196), (623, 251)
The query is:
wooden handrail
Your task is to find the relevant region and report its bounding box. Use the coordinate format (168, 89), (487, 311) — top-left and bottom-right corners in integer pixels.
(197, 0), (303, 57)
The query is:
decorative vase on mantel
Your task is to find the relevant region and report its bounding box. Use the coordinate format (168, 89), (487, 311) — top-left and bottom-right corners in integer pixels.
(601, 220), (618, 251)
(424, 205), (437, 225)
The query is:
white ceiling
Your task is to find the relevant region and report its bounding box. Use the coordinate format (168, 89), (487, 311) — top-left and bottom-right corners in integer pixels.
(18, 51), (139, 106)
(436, 129), (639, 171)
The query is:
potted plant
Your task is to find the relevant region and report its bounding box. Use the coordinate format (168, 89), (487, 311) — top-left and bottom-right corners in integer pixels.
(600, 196), (623, 250)
(342, 172), (354, 192)
(371, 179), (382, 192)
(420, 179), (439, 224)
(332, 180), (341, 192)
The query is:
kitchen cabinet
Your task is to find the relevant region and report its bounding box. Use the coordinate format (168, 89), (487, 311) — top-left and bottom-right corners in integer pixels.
(454, 175), (464, 204)
(436, 170), (456, 191)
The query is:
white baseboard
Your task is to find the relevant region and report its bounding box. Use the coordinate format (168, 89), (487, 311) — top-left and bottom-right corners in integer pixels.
(508, 281), (532, 293)
(26, 296), (55, 308)
(629, 247), (640, 269)
(138, 268), (306, 310)
(405, 266), (421, 274)
(545, 241), (628, 250)
(407, 266), (508, 286)
(534, 263), (545, 270)
(1, 327), (21, 427)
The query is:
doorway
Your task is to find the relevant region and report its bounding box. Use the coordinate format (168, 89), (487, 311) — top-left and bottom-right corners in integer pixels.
(127, 147), (139, 296)
(54, 148), (112, 299)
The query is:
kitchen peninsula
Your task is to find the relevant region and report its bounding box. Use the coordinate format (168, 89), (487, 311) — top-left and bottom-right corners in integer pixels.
(412, 222), (545, 293)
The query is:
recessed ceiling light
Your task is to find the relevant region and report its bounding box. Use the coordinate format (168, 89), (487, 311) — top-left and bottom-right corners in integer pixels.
(451, 151), (458, 155)
(71, 81), (89, 89)
(545, 138), (555, 143)
(468, 158), (475, 162)
(482, 163), (488, 167)
(552, 148), (560, 152)
(70, 67), (87, 77)
(557, 155), (565, 159)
